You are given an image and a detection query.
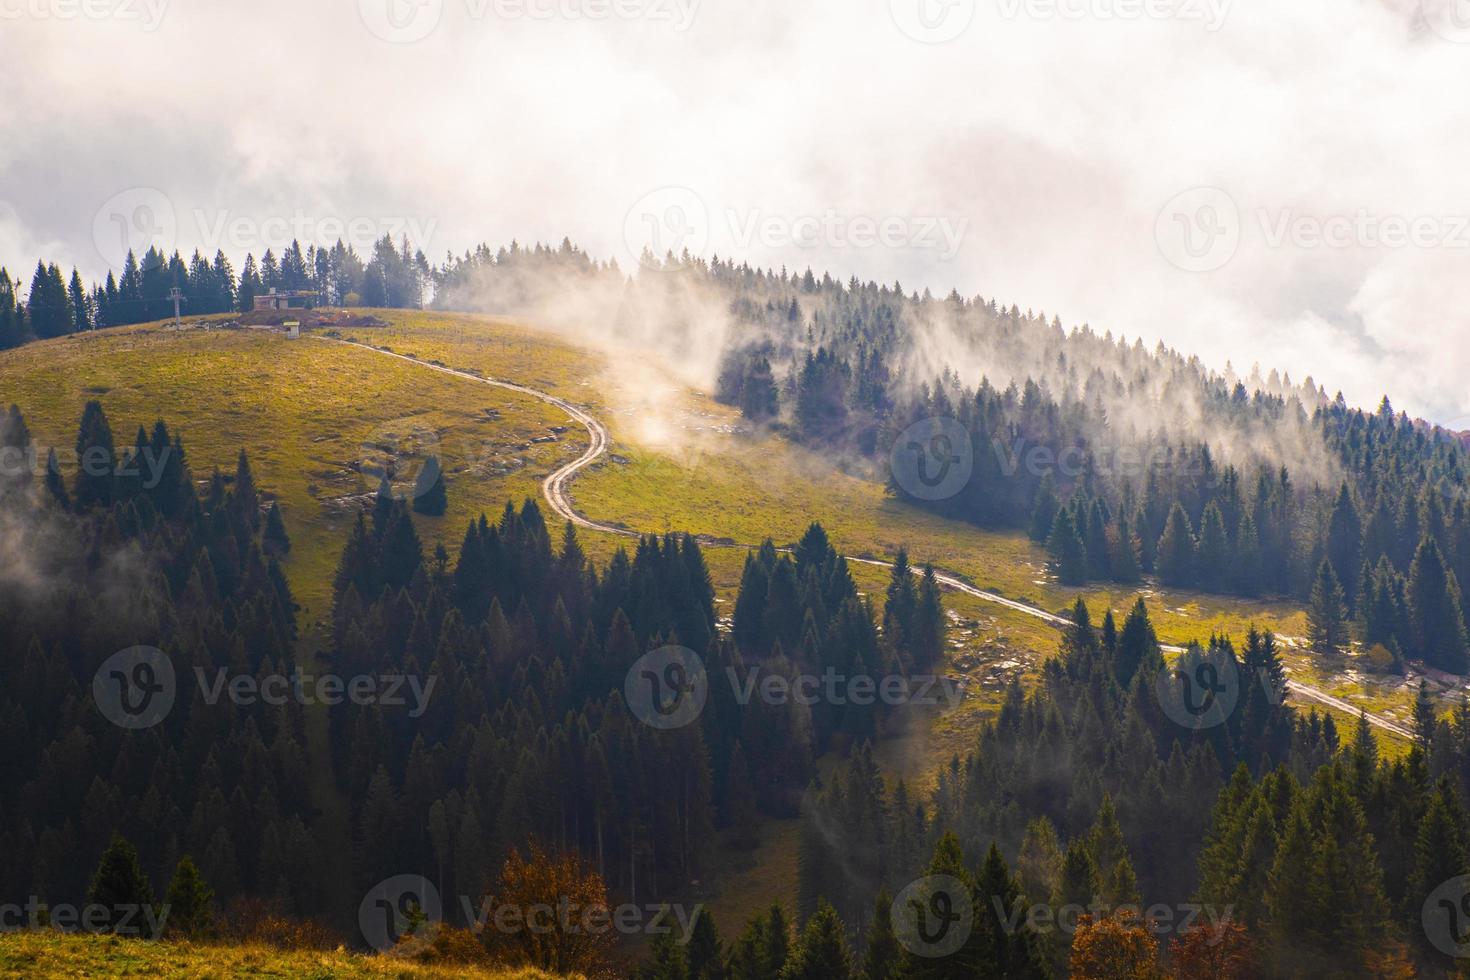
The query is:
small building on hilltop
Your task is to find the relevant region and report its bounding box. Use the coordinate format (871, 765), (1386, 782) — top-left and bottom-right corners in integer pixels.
(253, 288), (314, 311)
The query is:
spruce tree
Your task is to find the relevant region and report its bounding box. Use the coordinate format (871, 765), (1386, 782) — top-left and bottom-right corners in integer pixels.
(163, 856), (215, 938)
(1408, 537), (1470, 672)
(412, 455), (448, 516)
(1155, 503), (1196, 587)
(1046, 506), (1088, 585)
(686, 909), (726, 980)
(1407, 779), (1470, 943)
(262, 501), (291, 556)
(1326, 484), (1362, 613)
(1194, 502), (1228, 592)
(86, 834), (156, 927)
(1306, 559), (1349, 655)
(1110, 513), (1141, 584)
(859, 889), (901, 980)
(1028, 472), (1059, 543)
(910, 565), (945, 669)
(73, 400), (116, 509)
(779, 899), (851, 980)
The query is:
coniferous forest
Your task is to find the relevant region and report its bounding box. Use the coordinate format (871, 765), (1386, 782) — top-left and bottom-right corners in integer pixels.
(4, 242), (1470, 976)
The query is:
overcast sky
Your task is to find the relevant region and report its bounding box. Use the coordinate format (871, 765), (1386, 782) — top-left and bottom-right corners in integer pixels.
(2, 0), (1468, 426)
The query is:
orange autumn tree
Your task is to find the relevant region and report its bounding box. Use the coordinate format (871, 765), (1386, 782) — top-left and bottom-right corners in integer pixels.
(1070, 910), (1165, 980)
(1167, 920), (1258, 979)
(480, 839), (618, 979)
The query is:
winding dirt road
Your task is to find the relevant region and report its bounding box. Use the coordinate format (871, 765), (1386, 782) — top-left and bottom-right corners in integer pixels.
(321, 336), (1416, 742)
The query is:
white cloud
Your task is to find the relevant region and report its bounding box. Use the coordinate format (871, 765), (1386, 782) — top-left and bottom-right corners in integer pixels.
(1, 0), (1468, 423)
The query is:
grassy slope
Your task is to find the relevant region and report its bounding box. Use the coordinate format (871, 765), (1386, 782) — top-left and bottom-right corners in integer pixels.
(0, 322), (578, 624)
(0, 932), (572, 979)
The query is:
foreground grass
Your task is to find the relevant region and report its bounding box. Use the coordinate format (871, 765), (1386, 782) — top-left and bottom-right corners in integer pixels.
(0, 931), (571, 979)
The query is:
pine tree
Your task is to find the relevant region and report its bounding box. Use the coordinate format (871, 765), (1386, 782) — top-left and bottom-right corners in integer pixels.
(974, 842), (1049, 978)
(1407, 779), (1470, 945)
(43, 447), (68, 508)
(68, 268), (90, 333)
(262, 501), (291, 556)
(164, 856), (215, 938)
(686, 909), (726, 980)
(73, 400), (116, 509)
(1229, 513), (1263, 595)
(1195, 502), (1228, 592)
(1408, 537), (1470, 672)
(1029, 472), (1059, 543)
(1264, 801), (1316, 945)
(910, 565), (945, 669)
(413, 455), (448, 516)
(741, 356), (779, 422)
(1306, 559), (1349, 655)
(1326, 484), (1362, 613)
(1085, 500), (1111, 581)
(1413, 680), (1437, 750)
(780, 899), (851, 980)
(1155, 503), (1196, 587)
(640, 930), (690, 980)
(86, 834), (156, 927)
(1109, 513), (1141, 584)
(859, 889), (901, 980)
(1046, 507), (1088, 585)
